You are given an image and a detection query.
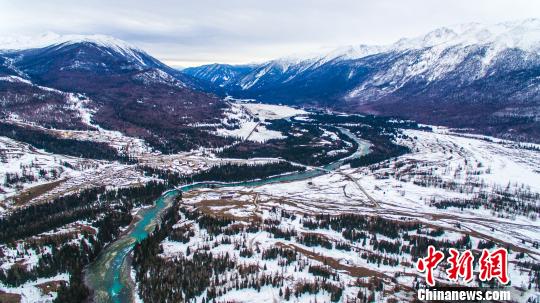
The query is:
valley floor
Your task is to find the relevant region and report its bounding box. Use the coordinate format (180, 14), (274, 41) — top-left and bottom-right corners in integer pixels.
(146, 127), (539, 302)
(0, 103), (539, 302)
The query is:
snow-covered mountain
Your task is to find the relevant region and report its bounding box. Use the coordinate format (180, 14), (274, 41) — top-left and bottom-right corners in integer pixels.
(183, 63), (256, 88)
(0, 33), (200, 87)
(183, 19), (540, 142)
(187, 18), (540, 93)
(0, 34), (229, 152)
(1, 33), (151, 64)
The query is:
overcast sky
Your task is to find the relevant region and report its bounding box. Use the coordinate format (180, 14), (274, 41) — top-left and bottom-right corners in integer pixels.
(1, 0), (539, 67)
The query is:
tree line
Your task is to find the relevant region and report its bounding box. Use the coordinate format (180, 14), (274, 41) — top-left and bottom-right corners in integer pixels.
(0, 122), (128, 161)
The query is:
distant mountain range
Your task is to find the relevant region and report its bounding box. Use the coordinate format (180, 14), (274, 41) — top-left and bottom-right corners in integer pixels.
(1, 20), (539, 145)
(0, 34), (229, 152)
(184, 19), (540, 142)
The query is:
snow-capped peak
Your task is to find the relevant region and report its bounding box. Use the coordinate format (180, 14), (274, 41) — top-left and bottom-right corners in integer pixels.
(0, 32), (150, 65)
(392, 18), (540, 52)
(265, 18), (540, 66)
(326, 44), (386, 59)
(0, 32), (140, 51)
(328, 19), (540, 61)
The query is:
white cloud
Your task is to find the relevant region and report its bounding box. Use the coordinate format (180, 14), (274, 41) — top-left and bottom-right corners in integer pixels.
(0, 0), (539, 66)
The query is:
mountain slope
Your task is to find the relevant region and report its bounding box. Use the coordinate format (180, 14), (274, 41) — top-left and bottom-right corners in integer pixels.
(0, 35), (230, 152)
(183, 63), (255, 88)
(184, 19), (540, 142)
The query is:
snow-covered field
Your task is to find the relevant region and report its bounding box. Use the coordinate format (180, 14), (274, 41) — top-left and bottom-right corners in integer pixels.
(238, 128), (540, 239)
(0, 133), (170, 215)
(211, 101), (307, 142)
(0, 133), (281, 215)
(0, 273), (69, 303)
(161, 129), (540, 302)
(0, 100), (298, 214)
(0, 130), (291, 302)
(0, 218), (96, 302)
(240, 102), (307, 120)
(0, 136), (108, 209)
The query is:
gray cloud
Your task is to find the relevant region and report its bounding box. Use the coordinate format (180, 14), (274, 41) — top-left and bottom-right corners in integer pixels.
(1, 0), (539, 66)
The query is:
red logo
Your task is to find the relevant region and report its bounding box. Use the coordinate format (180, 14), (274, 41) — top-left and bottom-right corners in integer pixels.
(416, 247), (509, 286)
(416, 245), (445, 286)
(479, 248), (509, 284)
(446, 248), (474, 283)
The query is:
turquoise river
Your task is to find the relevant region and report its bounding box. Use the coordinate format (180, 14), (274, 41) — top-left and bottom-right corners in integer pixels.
(84, 127), (370, 302)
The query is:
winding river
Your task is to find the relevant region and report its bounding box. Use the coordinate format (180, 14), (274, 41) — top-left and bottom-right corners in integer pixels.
(85, 127), (370, 303)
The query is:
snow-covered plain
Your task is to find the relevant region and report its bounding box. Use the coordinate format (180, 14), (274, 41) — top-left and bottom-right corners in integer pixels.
(161, 129), (540, 302)
(0, 99), (303, 214)
(211, 101), (306, 142)
(239, 102), (307, 120)
(0, 273), (69, 303)
(248, 129), (540, 247)
(0, 136), (108, 209)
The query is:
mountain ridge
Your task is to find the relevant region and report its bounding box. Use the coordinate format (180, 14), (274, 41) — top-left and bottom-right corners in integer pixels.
(0, 35), (231, 152)
(183, 19), (540, 142)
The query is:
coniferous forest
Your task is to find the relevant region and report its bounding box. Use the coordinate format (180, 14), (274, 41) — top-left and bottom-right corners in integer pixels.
(0, 181), (168, 302)
(0, 161), (311, 302)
